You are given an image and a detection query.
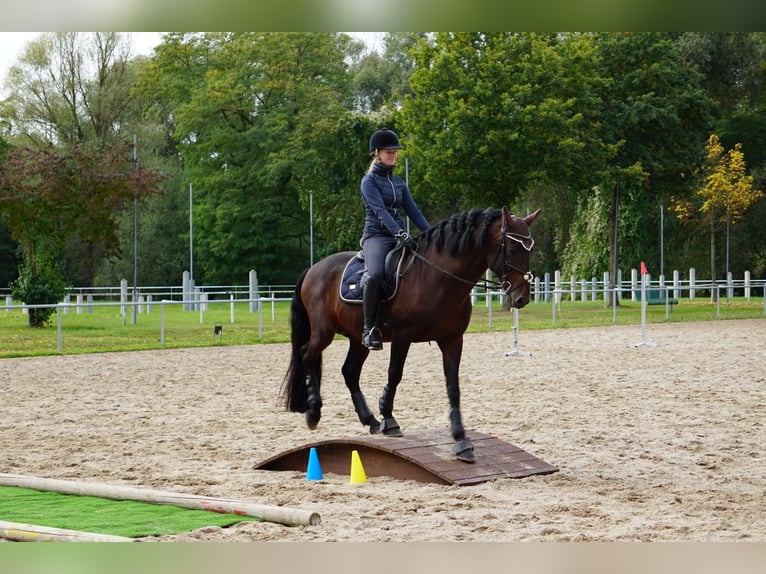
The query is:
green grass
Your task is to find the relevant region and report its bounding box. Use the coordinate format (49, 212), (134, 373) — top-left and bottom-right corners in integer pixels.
(0, 486), (260, 538)
(0, 295), (763, 358)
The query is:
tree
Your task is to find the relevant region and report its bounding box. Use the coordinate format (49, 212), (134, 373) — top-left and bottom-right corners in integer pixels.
(349, 33), (423, 113)
(0, 143), (163, 325)
(135, 32), (359, 284)
(672, 134), (763, 298)
(673, 33), (762, 118)
(1, 32), (168, 288)
(2, 33), (135, 149)
(580, 32), (714, 289)
(399, 32), (613, 243)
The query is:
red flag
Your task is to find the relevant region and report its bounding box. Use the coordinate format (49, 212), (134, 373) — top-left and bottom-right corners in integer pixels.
(640, 261), (648, 275)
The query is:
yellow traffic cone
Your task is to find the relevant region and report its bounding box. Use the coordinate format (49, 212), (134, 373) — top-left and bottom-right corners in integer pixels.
(349, 449), (367, 484)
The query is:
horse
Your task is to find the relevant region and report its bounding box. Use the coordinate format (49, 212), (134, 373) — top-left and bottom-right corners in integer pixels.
(280, 206), (541, 462)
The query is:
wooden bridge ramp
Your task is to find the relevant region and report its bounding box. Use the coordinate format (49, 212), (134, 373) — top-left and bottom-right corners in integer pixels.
(253, 429), (558, 486)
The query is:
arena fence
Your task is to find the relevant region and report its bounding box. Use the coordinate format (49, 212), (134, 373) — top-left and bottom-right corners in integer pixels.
(1, 268), (764, 353)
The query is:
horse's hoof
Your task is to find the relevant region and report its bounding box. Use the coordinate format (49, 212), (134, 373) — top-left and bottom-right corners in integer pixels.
(380, 417), (403, 437)
(368, 419), (381, 434)
(305, 410), (320, 430)
(453, 438), (475, 463)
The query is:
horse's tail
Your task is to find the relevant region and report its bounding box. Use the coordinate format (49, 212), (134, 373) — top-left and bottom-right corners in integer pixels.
(280, 267), (316, 413)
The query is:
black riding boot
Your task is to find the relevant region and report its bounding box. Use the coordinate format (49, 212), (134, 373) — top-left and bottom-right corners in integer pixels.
(361, 276), (383, 351)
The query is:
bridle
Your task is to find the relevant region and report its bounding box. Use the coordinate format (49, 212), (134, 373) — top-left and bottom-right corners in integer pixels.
(404, 218), (535, 295)
(488, 224), (535, 295)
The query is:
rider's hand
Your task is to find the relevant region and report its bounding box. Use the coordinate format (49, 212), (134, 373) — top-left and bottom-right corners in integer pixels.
(395, 230), (418, 251)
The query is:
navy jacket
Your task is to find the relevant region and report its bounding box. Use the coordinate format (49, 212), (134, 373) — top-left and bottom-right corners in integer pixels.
(360, 161), (430, 241)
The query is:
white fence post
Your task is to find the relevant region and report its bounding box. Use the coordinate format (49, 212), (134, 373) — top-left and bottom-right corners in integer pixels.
(249, 269), (259, 313)
(591, 276), (597, 301)
(727, 271), (733, 300)
(689, 267), (696, 300)
(120, 279), (128, 318)
(631, 268), (638, 301)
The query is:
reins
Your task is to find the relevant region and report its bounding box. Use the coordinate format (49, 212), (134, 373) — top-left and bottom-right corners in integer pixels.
(402, 225), (534, 295)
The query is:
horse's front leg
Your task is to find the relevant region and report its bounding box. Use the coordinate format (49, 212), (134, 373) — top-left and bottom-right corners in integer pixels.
(439, 336), (475, 463)
(342, 339), (380, 434)
(377, 339), (411, 437)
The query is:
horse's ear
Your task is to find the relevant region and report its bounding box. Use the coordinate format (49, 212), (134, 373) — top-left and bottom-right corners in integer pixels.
(501, 206), (514, 230)
(524, 208), (542, 226)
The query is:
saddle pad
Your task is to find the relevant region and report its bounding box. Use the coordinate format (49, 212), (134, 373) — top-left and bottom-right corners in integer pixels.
(339, 252), (404, 303)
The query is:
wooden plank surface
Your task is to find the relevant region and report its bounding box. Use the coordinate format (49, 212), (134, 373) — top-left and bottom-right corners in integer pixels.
(253, 429), (558, 486)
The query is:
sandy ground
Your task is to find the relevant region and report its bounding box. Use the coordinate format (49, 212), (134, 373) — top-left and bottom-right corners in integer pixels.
(1, 318), (764, 542)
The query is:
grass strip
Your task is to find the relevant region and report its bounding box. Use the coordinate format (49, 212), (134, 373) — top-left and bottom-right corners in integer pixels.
(0, 486), (261, 538)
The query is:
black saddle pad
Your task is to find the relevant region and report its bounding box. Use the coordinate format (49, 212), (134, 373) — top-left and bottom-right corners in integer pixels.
(339, 250), (405, 303)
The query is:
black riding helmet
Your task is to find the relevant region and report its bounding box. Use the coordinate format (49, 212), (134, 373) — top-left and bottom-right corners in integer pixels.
(369, 128), (403, 154)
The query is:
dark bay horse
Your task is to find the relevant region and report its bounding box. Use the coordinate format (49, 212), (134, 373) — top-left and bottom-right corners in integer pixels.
(281, 206), (540, 462)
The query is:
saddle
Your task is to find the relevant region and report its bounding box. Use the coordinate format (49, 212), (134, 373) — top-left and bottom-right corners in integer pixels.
(339, 246), (409, 304)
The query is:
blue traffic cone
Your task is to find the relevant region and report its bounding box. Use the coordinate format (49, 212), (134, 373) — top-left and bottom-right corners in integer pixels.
(306, 447), (323, 481)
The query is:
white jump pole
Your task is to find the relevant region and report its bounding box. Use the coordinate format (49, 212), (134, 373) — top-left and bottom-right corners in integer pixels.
(0, 520), (134, 542)
(632, 263), (656, 348)
(505, 307), (530, 357)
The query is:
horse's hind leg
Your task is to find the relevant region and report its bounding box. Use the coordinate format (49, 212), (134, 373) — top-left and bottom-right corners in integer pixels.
(304, 352), (323, 430)
(342, 340), (380, 434)
(303, 330), (335, 430)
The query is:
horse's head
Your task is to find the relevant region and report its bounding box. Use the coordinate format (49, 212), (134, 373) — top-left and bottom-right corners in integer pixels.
(490, 206), (541, 309)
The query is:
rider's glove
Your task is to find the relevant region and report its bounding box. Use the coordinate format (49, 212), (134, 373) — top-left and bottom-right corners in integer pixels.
(395, 230), (418, 251)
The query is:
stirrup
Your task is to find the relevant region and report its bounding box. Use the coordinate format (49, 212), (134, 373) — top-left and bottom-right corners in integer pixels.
(362, 328), (383, 351)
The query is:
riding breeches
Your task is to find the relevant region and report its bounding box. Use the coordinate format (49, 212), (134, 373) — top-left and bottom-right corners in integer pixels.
(361, 234), (397, 284)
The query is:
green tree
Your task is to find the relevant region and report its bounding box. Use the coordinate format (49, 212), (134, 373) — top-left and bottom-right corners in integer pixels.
(0, 136), (17, 287)
(349, 33), (423, 113)
(0, 32), (167, 288)
(673, 32), (762, 118)
(575, 32), (714, 286)
(136, 32), (358, 284)
(400, 33), (611, 219)
(2, 32), (135, 149)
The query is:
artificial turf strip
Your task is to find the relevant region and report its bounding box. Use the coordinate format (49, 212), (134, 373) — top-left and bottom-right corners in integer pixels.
(0, 486), (262, 538)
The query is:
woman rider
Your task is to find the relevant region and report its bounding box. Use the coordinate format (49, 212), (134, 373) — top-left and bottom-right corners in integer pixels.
(360, 128), (430, 350)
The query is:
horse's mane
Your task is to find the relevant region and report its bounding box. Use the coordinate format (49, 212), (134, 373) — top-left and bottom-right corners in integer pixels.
(420, 208), (501, 255)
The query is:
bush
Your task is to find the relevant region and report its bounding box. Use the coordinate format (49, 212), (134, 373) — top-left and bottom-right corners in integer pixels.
(10, 261), (69, 327)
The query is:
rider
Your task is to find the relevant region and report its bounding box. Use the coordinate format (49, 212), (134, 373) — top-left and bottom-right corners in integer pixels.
(360, 127), (430, 351)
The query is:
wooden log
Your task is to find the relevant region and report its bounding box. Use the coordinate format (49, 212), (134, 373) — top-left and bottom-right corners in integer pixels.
(0, 473), (320, 527)
(0, 520), (134, 542)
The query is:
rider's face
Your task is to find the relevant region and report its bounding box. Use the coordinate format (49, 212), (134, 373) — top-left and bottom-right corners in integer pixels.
(377, 149), (398, 167)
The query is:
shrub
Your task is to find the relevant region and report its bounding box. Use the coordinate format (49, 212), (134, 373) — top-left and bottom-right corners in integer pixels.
(10, 261), (69, 327)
